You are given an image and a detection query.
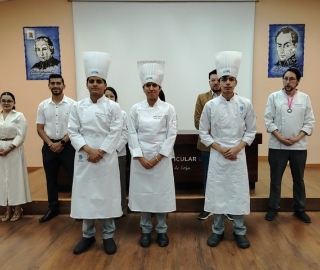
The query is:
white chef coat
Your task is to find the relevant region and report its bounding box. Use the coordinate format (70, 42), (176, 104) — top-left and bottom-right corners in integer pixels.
(199, 94), (257, 215)
(264, 89), (315, 150)
(128, 99), (178, 213)
(68, 96), (123, 219)
(116, 110), (129, 157)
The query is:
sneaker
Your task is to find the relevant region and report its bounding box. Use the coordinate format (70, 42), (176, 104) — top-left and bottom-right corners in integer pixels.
(198, 211), (213, 220)
(265, 209), (278, 221)
(225, 214), (233, 221)
(294, 211), (311, 223)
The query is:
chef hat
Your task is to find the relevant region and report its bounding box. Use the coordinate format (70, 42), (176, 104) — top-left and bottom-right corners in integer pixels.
(83, 51), (111, 80)
(137, 60), (165, 86)
(215, 51), (242, 79)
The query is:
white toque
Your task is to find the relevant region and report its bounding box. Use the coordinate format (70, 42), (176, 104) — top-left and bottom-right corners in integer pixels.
(137, 60), (165, 86)
(83, 51), (111, 80)
(215, 51), (242, 79)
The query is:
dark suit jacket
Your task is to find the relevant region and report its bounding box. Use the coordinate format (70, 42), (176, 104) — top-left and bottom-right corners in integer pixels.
(194, 91), (213, 152)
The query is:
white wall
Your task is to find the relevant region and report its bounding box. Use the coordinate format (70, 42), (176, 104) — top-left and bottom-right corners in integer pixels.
(72, 2), (255, 130)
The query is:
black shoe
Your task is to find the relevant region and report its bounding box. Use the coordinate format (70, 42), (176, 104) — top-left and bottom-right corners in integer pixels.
(294, 211), (311, 223)
(103, 238), (117, 254)
(233, 233), (250, 249)
(225, 214), (233, 221)
(39, 209), (59, 223)
(73, 237), (96, 254)
(198, 211), (213, 220)
(157, 233), (169, 247)
(140, 233), (151, 247)
(265, 209), (278, 221)
(207, 233), (224, 247)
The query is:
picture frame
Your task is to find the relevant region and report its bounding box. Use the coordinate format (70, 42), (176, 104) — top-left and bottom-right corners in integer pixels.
(23, 26), (61, 80)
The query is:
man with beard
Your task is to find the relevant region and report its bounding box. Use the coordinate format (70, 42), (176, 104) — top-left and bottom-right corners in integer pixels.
(194, 70), (233, 221)
(264, 67), (315, 223)
(36, 74), (76, 223)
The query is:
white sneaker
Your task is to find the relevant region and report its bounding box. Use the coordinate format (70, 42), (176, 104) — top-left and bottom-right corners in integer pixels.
(198, 211), (213, 220)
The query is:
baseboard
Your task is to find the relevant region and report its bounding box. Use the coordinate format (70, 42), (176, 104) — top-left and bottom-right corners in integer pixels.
(305, 164), (320, 168)
(27, 167), (42, 173)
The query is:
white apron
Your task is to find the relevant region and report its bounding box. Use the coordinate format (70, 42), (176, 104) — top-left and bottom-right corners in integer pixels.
(202, 96), (256, 215)
(128, 100), (177, 213)
(205, 139), (249, 215)
(69, 98), (122, 219)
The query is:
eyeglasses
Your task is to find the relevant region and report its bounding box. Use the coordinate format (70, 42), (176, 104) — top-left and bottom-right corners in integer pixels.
(1, 99), (14, 104)
(145, 83), (159, 88)
(283, 77), (296, 82)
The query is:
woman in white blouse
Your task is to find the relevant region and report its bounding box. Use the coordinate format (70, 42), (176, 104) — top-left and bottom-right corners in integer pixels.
(0, 92), (31, 221)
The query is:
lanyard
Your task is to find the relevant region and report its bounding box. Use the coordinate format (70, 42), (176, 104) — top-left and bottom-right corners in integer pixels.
(286, 91), (295, 113)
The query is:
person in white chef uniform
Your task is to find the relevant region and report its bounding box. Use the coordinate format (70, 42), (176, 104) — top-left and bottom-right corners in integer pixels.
(264, 67), (315, 223)
(68, 51), (123, 255)
(199, 51), (257, 249)
(128, 60), (178, 248)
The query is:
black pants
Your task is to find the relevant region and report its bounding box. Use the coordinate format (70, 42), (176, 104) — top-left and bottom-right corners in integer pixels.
(118, 155), (127, 214)
(268, 149), (307, 211)
(42, 142), (75, 210)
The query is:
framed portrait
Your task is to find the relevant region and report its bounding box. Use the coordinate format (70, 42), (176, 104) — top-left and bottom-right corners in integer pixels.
(268, 24), (305, 78)
(23, 26), (61, 80)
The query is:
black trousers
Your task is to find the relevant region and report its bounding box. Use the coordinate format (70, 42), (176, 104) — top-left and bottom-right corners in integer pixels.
(42, 142), (75, 210)
(268, 149), (307, 211)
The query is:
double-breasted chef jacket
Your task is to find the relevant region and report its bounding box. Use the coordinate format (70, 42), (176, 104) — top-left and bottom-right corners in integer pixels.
(199, 94), (257, 215)
(128, 99), (178, 213)
(68, 96), (123, 219)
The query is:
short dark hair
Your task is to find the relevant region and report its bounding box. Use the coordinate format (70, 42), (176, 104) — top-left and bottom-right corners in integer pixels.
(104, 86), (118, 102)
(48, 74), (65, 85)
(209, 69), (217, 79)
(283, 67), (301, 81)
(86, 77), (106, 84)
(34, 36), (55, 54)
(1, 91), (16, 110)
(275, 27), (299, 46)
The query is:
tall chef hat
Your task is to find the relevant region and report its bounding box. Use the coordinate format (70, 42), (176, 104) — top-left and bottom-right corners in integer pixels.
(137, 60), (165, 86)
(215, 51), (242, 79)
(83, 51), (111, 80)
